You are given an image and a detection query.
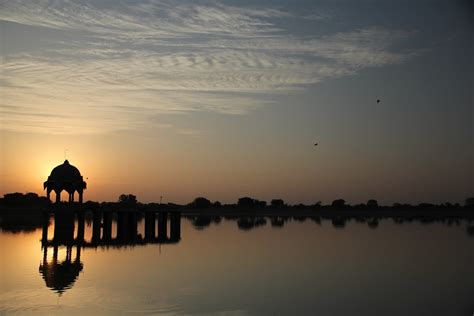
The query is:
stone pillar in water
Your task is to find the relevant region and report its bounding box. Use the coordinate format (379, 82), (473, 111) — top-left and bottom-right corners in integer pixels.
(92, 211), (102, 242)
(170, 212), (181, 241)
(158, 212), (168, 241)
(103, 211), (113, 241)
(116, 211), (129, 242)
(145, 211), (156, 241)
(76, 211), (85, 243)
(53, 208), (75, 245)
(128, 211), (138, 242)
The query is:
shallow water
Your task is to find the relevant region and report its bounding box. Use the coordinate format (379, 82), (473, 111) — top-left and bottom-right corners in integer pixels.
(1, 215), (473, 315)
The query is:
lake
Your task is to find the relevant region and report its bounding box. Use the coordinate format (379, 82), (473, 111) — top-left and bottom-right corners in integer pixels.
(1, 213), (473, 315)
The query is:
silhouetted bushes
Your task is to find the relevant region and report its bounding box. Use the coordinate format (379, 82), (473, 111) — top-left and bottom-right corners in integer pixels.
(0, 192), (49, 208)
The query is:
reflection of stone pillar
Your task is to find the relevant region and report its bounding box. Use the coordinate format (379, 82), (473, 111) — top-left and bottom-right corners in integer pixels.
(76, 245), (81, 260)
(42, 221), (48, 244)
(158, 212), (168, 240)
(92, 211), (102, 242)
(53, 246), (58, 261)
(145, 211), (156, 241)
(66, 246), (72, 261)
(42, 211), (49, 244)
(170, 212), (181, 241)
(76, 211), (85, 242)
(103, 211), (112, 241)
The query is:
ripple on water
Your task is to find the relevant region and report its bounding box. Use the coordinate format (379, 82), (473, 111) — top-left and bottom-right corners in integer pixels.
(0, 287), (184, 315)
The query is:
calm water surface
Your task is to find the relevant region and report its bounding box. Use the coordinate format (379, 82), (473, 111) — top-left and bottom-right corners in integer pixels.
(1, 216), (473, 315)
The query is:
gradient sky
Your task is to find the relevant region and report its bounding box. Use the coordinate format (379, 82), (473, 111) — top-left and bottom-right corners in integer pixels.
(0, 0), (472, 204)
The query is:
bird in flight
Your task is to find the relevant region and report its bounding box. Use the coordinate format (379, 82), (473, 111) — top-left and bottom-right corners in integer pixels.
(314, 142), (318, 146)
(376, 99), (381, 103)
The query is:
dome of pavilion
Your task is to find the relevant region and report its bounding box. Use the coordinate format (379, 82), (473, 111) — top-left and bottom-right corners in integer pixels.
(48, 160), (82, 181)
(44, 160), (87, 203)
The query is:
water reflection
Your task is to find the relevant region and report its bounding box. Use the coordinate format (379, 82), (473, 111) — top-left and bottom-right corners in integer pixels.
(1, 208), (473, 314)
(39, 245), (83, 295)
(184, 213), (474, 236)
(38, 208), (182, 294)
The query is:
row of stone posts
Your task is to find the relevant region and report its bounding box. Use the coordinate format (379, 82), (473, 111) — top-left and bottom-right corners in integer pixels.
(42, 209), (181, 247)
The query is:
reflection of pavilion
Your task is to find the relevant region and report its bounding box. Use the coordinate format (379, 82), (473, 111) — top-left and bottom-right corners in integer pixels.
(40, 208), (181, 294)
(39, 245), (83, 295)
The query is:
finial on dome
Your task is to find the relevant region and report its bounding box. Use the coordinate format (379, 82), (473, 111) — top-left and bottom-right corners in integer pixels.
(64, 160), (69, 164)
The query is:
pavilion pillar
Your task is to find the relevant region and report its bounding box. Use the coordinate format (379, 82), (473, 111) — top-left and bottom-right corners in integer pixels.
(47, 190), (51, 202)
(79, 191), (83, 204)
(56, 190), (61, 203)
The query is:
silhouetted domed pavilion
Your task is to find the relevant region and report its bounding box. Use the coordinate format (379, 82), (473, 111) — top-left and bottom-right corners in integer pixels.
(44, 160), (86, 203)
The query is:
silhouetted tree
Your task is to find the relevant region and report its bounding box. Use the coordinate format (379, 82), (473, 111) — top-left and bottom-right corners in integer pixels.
(313, 201), (322, 208)
(84, 200), (100, 210)
(256, 200), (267, 208)
(238, 197), (255, 207)
(190, 197), (211, 209)
(2, 192), (48, 207)
(118, 194), (137, 205)
(237, 197), (267, 208)
(331, 199), (346, 208)
(367, 199), (378, 208)
(271, 199), (285, 208)
(465, 197), (474, 207)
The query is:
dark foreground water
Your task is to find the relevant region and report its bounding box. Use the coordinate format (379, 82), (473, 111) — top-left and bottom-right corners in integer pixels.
(1, 215), (473, 315)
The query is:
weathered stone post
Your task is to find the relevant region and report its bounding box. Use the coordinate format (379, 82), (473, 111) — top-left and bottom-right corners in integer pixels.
(158, 211), (168, 241)
(116, 211), (129, 241)
(103, 211), (113, 241)
(128, 211), (138, 241)
(53, 208), (75, 244)
(170, 212), (181, 241)
(76, 210), (85, 242)
(145, 211), (156, 241)
(92, 210), (102, 242)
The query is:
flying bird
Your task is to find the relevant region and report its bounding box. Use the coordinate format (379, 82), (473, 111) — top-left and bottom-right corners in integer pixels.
(376, 99), (381, 103)
(314, 142), (318, 146)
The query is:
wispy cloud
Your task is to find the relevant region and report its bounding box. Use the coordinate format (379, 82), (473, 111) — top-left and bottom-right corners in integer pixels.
(0, 0), (418, 134)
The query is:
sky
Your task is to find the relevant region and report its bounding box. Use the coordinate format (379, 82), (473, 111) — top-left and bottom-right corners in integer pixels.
(0, 0), (472, 205)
